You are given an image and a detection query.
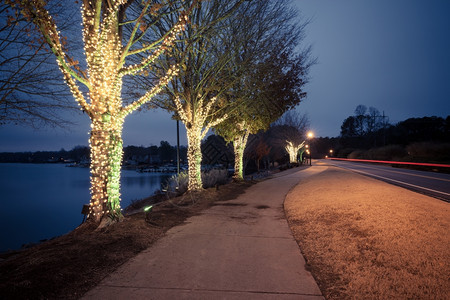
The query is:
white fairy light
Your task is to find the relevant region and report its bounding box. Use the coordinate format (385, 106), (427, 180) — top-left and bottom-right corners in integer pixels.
(175, 94), (229, 191)
(285, 140), (306, 163)
(14, 0), (191, 222)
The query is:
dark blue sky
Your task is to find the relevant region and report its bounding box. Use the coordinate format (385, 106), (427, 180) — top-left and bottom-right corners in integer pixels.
(294, 0), (450, 137)
(1, 0), (449, 151)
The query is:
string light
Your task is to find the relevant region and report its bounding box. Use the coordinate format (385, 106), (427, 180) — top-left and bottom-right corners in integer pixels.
(285, 140), (305, 163)
(232, 131), (250, 180)
(174, 95), (228, 191)
(13, 0), (190, 223)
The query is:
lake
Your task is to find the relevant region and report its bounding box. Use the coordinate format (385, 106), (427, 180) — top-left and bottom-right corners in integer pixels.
(0, 163), (172, 252)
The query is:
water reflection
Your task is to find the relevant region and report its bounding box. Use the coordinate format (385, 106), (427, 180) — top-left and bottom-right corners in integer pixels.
(121, 172), (170, 188)
(0, 164), (172, 251)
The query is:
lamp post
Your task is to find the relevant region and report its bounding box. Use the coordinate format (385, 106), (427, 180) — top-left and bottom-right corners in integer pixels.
(329, 149), (333, 157)
(305, 145), (309, 164)
(176, 119), (180, 175)
(307, 131), (314, 165)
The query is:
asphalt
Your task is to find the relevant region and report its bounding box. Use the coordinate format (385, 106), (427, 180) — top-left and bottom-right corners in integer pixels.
(83, 166), (326, 300)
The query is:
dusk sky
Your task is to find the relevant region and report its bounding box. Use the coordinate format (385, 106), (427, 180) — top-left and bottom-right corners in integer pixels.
(1, 0), (449, 152)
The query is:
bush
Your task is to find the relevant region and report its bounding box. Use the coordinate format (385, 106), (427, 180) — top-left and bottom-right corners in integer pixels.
(162, 171), (189, 198)
(348, 150), (364, 159)
(162, 169), (230, 198)
(342, 143), (450, 164)
(337, 148), (356, 158)
(406, 142), (450, 163)
(367, 145), (406, 161)
(202, 169), (229, 188)
(348, 145), (406, 161)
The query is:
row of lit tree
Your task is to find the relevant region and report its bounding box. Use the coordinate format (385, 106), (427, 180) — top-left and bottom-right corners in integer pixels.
(4, 0), (313, 227)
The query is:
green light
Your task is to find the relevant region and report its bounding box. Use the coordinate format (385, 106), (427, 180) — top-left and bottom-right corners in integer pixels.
(144, 205), (153, 212)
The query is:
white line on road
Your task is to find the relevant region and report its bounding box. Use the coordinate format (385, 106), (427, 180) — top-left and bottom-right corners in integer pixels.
(337, 162), (450, 183)
(334, 165), (450, 197)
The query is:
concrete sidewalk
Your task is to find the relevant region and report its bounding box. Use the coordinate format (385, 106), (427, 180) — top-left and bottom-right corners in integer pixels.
(83, 166), (326, 300)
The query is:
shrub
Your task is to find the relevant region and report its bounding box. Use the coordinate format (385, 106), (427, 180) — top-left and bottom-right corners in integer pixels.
(337, 148), (356, 158)
(202, 169), (229, 188)
(348, 150), (364, 159)
(348, 145), (406, 161)
(162, 169), (230, 198)
(406, 142), (450, 163)
(367, 145), (406, 161)
(162, 171), (189, 198)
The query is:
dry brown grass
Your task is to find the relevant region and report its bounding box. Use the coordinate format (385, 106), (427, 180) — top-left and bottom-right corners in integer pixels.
(285, 166), (450, 300)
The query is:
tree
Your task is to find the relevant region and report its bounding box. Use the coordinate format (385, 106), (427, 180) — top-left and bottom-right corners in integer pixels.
(354, 104), (367, 137)
(285, 140), (305, 163)
(445, 116), (450, 141)
(340, 116), (358, 138)
(214, 0), (313, 179)
(158, 140), (175, 163)
(201, 134), (233, 167)
(7, 0), (195, 226)
(271, 111), (309, 163)
(340, 105), (387, 148)
(0, 1), (77, 127)
(366, 106), (381, 134)
(247, 135), (271, 172)
(139, 0), (245, 191)
(396, 116), (447, 143)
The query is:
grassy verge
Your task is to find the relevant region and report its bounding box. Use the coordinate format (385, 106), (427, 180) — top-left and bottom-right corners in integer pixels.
(285, 167), (450, 299)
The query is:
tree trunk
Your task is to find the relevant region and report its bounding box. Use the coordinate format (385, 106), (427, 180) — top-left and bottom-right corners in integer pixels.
(186, 127), (203, 191)
(232, 132), (249, 180)
(88, 116), (124, 225)
(288, 151), (296, 164)
(286, 143), (297, 163)
(299, 149), (305, 164)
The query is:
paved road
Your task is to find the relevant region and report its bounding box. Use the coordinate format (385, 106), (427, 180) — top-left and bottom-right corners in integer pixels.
(83, 167), (326, 300)
(323, 159), (450, 202)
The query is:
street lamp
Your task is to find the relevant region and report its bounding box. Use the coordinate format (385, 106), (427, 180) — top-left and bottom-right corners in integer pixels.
(304, 145), (309, 165)
(307, 131), (314, 165)
(329, 149), (333, 157)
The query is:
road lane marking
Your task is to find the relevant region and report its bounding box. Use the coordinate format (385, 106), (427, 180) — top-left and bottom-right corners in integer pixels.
(333, 165), (450, 197)
(329, 161), (450, 182)
(348, 163), (450, 182)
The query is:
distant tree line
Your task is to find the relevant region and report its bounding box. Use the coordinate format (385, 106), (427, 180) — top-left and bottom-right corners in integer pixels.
(123, 141), (187, 166)
(312, 105), (450, 163)
(0, 141), (188, 165)
(0, 146), (89, 164)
